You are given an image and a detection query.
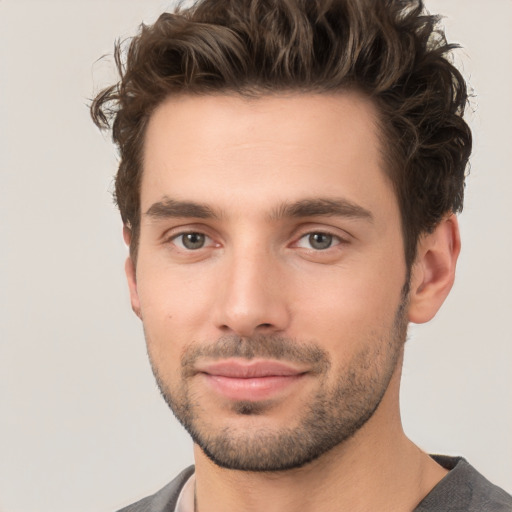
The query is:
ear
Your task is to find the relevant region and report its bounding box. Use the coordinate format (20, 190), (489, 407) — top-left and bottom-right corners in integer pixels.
(123, 227), (142, 320)
(408, 215), (461, 324)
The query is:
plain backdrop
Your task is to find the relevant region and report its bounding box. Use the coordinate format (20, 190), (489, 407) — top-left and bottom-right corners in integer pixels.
(1, 1), (511, 511)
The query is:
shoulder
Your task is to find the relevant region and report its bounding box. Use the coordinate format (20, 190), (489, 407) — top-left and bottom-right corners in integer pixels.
(116, 466), (195, 512)
(415, 456), (512, 512)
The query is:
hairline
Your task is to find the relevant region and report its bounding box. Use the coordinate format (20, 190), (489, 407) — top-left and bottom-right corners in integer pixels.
(128, 88), (411, 266)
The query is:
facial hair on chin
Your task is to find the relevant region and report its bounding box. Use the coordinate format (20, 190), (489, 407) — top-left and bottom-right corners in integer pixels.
(147, 293), (409, 472)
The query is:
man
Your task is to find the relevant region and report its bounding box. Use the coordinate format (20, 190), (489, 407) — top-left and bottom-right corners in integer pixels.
(91, 0), (512, 510)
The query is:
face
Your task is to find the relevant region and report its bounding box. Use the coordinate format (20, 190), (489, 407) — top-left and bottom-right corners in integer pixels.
(128, 93), (410, 471)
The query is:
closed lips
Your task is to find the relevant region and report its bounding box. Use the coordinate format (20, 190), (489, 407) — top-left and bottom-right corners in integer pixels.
(196, 360), (307, 378)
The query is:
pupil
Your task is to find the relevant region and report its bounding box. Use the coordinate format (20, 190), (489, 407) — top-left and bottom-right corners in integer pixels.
(309, 233), (332, 250)
(183, 233), (205, 249)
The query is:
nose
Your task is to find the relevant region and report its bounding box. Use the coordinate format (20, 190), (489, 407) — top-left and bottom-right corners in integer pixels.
(213, 245), (290, 337)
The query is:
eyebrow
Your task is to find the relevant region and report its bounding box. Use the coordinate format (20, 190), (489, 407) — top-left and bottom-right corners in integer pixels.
(269, 198), (373, 222)
(144, 196), (373, 223)
(145, 198), (219, 220)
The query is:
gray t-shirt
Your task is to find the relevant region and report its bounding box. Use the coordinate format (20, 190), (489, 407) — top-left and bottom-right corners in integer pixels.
(117, 456), (512, 511)
(415, 455), (512, 511)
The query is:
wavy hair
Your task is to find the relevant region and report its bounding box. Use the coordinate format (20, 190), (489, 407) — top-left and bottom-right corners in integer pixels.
(91, 0), (472, 268)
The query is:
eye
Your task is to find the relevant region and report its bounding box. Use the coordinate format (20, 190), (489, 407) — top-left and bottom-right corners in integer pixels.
(296, 232), (339, 250)
(172, 232), (211, 250)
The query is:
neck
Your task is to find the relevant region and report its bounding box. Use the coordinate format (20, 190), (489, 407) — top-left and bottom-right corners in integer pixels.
(192, 363), (447, 512)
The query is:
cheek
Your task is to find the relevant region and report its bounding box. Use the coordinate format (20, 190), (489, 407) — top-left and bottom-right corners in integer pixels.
(290, 262), (405, 348)
(136, 263), (217, 345)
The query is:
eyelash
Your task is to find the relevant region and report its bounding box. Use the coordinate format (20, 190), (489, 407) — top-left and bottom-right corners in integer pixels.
(294, 231), (345, 251)
(166, 229), (347, 252)
(169, 231), (216, 251)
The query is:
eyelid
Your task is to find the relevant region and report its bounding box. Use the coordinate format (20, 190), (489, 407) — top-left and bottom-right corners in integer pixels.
(174, 232), (214, 250)
(294, 232), (345, 250)
(161, 222), (214, 240)
(290, 224), (352, 245)
(161, 223), (351, 250)
(163, 225), (220, 250)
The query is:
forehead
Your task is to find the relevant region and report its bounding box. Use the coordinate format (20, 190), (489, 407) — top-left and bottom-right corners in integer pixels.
(141, 92), (394, 217)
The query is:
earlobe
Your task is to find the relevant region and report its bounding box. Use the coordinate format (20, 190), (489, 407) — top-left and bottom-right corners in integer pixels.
(408, 215), (461, 324)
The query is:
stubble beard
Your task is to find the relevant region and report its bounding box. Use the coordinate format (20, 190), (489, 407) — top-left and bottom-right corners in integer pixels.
(147, 294), (409, 472)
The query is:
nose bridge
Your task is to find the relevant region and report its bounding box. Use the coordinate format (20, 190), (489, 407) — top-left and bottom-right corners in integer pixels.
(214, 238), (289, 336)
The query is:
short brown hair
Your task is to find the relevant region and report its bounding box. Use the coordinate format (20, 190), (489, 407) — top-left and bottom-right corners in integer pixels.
(91, 0), (472, 268)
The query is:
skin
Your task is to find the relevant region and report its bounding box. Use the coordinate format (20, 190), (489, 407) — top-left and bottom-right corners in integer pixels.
(124, 92), (460, 512)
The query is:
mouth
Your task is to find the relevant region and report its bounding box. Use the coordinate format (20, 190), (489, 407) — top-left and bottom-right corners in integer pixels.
(195, 359), (308, 401)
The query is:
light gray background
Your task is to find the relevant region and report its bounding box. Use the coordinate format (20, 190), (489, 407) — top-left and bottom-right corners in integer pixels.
(1, 1), (511, 511)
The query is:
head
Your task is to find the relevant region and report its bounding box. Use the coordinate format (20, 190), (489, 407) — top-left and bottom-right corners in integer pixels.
(91, 0), (471, 271)
(91, 0), (470, 472)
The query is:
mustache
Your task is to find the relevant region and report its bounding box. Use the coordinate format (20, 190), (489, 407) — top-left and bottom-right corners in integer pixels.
(181, 335), (331, 375)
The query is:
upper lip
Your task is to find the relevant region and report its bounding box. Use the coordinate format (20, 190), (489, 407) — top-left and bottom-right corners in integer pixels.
(196, 359), (306, 378)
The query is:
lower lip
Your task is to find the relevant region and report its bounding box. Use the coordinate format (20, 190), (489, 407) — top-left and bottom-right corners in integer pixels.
(202, 374), (304, 401)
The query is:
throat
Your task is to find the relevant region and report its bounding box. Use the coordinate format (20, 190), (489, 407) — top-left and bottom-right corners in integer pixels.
(191, 432), (448, 512)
